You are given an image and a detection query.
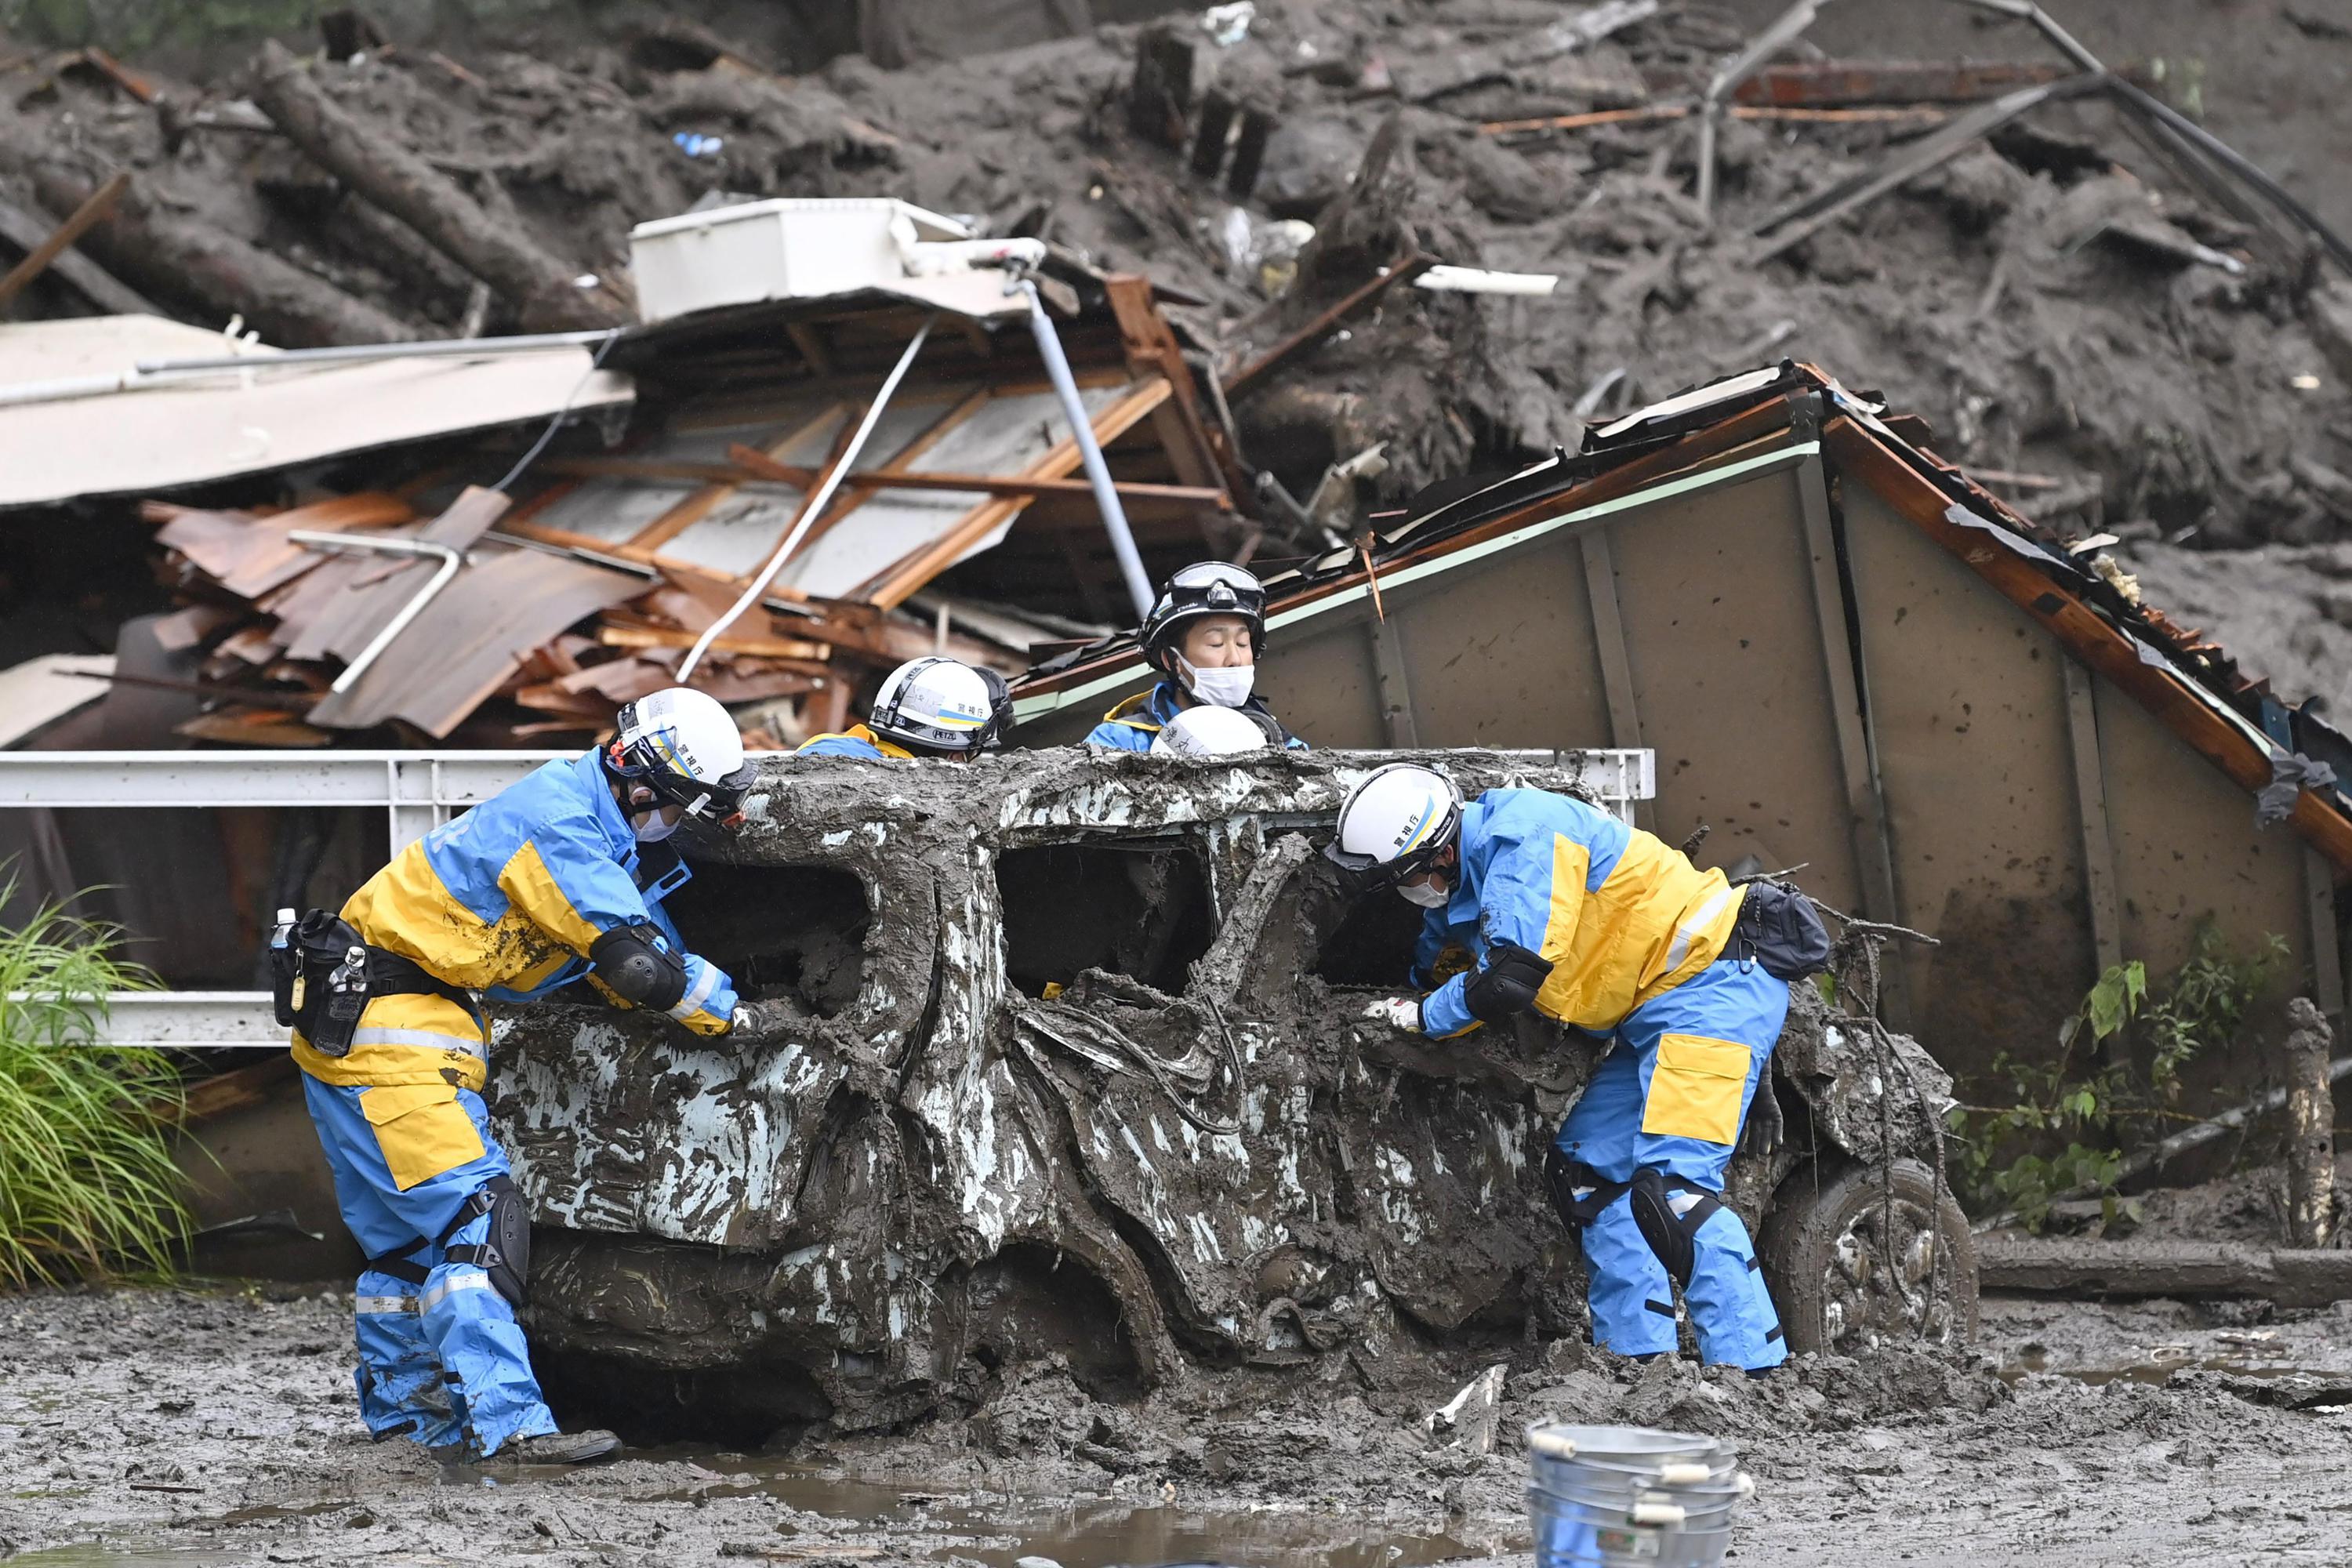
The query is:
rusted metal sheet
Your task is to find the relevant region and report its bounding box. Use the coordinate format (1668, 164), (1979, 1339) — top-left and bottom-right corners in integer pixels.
(2092, 670), (2309, 988)
(1836, 476), (2093, 1083)
(1606, 460), (1866, 909)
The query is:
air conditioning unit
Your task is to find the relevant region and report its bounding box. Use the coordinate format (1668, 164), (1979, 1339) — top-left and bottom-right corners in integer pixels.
(627, 198), (974, 324)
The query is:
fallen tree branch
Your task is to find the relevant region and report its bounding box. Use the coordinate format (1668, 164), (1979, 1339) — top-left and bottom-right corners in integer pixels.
(7, 145), (411, 345)
(250, 40), (627, 332)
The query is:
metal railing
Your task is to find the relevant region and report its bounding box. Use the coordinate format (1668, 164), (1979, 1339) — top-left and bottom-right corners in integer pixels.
(7, 745), (1657, 1049)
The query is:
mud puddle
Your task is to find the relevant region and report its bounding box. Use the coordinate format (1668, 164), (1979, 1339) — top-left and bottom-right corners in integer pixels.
(1999, 1345), (2336, 1387)
(21, 1455), (1503, 1568)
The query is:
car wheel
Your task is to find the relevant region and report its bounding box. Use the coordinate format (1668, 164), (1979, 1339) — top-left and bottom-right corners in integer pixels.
(1759, 1158), (1977, 1356)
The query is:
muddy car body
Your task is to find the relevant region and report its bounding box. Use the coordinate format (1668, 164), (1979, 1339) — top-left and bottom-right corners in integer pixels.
(491, 750), (1973, 1432)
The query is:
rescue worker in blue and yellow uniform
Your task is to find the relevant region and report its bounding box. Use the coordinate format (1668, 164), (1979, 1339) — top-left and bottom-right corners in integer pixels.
(1330, 763), (1827, 1373)
(1085, 561), (1307, 752)
(277, 687), (760, 1465)
(797, 656), (1011, 760)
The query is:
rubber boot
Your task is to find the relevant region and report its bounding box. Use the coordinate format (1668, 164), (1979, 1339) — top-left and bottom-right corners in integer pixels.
(494, 1428), (622, 1465)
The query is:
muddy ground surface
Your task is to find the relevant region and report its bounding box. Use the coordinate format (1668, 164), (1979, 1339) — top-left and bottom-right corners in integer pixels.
(7, 1282), (2352, 1567)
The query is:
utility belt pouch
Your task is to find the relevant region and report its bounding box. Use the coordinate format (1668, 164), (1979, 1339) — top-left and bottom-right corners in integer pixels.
(1734, 881), (1831, 982)
(267, 931), (303, 1029)
(293, 909), (371, 1057)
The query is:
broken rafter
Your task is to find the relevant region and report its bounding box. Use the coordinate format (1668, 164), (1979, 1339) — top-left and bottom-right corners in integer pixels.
(1730, 57), (2100, 108)
(0, 169), (129, 310)
(1222, 254), (1436, 399)
(717, 445), (1227, 508)
(862, 376), (1178, 609)
(1481, 103), (1947, 136)
(1752, 73), (2110, 261)
(0, 191), (154, 316)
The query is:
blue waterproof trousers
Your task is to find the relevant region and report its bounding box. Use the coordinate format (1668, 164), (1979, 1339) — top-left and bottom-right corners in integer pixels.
(1555, 956), (1790, 1370)
(302, 1073), (558, 1457)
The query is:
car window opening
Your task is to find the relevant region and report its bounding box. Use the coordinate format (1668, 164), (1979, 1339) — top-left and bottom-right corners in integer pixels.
(659, 861), (871, 1018)
(1313, 887), (1430, 988)
(996, 840), (1214, 997)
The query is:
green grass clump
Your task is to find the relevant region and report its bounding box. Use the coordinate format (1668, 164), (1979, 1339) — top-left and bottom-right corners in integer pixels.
(0, 886), (190, 1289)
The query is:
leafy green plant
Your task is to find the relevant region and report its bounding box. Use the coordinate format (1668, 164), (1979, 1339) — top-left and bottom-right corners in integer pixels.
(1950, 924), (2287, 1230)
(0, 884), (190, 1289)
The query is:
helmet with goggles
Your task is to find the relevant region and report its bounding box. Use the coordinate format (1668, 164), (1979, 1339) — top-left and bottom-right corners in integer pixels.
(602, 687), (757, 832)
(1140, 561), (1268, 675)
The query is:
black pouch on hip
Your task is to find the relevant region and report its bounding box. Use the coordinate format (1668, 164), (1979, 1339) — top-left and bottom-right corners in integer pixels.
(294, 910), (372, 1057)
(1733, 881), (1831, 982)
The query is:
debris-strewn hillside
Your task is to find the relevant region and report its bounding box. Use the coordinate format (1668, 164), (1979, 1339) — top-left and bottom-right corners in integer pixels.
(5, 0), (2352, 546)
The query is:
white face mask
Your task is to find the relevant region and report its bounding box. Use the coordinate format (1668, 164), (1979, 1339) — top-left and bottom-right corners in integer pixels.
(1398, 877), (1448, 909)
(1178, 654), (1255, 710)
(632, 812), (678, 844)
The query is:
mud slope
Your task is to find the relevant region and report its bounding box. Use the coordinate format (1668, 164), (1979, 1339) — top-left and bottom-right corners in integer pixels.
(4, 2), (2350, 543)
(7, 1285), (2352, 1567)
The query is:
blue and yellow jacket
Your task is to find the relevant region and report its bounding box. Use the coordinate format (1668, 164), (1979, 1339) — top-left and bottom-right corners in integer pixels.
(1084, 681), (1308, 752)
(292, 751), (737, 1091)
(1413, 789), (1746, 1039)
(797, 724), (914, 760)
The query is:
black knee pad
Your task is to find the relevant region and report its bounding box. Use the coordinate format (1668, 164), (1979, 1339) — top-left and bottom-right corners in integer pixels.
(1628, 1170), (1696, 1287)
(441, 1175), (530, 1308)
(1542, 1149), (1622, 1235)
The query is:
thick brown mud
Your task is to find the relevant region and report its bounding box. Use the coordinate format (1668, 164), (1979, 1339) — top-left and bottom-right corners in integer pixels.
(9, 1283), (2352, 1567)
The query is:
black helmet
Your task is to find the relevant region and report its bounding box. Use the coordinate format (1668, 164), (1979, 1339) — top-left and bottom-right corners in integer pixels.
(1139, 561), (1268, 673)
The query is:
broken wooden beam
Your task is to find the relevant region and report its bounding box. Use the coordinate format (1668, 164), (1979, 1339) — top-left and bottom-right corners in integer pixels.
(724, 445), (1226, 507)
(1733, 58), (2081, 107)
(0, 193), (156, 316)
(1978, 1236), (2352, 1308)
(1480, 103), (1948, 136)
(0, 169), (130, 310)
(1754, 74), (2110, 261)
(250, 39), (626, 332)
(1222, 253), (1434, 398)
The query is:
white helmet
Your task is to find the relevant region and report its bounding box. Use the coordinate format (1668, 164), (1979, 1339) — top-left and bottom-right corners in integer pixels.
(1150, 704), (1274, 758)
(869, 657), (1011, 755)
(1325, 763), (1462, 880)
(605, 687), (754, 829)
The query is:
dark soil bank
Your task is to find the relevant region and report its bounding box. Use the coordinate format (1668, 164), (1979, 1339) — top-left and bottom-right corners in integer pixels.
(6, 1285), (2352, 1566)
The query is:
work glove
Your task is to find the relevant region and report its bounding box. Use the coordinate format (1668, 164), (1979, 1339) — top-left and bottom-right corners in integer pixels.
(1740, 1054), (1784, 1155)
(1359, 995), (1425, 1034)
(728, 997), (811, 1038)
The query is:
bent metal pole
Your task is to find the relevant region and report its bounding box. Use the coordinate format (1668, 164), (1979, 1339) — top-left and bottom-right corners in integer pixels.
(1015, 277), (1156, 622)
(677, 315), (937, 683)
(285, 532), (466, 695)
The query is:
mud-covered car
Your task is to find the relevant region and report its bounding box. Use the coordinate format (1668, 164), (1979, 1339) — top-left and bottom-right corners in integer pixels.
(490, 750), (1974, 1434)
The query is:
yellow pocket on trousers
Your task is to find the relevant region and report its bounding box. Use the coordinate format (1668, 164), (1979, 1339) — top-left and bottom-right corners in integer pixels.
(1639, 1033), (1752, 1145)
(358, 1083), (486, 1191)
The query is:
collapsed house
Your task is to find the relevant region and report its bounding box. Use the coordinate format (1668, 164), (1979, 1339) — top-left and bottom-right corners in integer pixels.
(1015, 361), (2352, 1103)
(0, 207), (1250, 976)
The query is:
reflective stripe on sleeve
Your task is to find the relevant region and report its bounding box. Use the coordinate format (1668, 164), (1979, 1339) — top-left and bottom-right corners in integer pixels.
(419, 1273), (496, 1312)
(667, 961), (719, 1022)
(1662, 884), (1737, 976)
(354, 1294), (419, 1316)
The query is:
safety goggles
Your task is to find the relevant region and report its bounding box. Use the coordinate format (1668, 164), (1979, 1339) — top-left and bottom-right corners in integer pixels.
(619, 746), (757, 832)
(1157, 561), (1267, 620)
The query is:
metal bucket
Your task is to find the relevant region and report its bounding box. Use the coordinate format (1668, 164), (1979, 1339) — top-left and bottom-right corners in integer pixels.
(1526, 1424), (1750, 1568)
